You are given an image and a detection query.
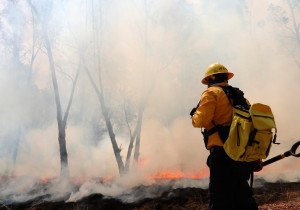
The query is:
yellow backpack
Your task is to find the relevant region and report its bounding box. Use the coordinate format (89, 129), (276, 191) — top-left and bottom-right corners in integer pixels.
(221, 86), (278, 162)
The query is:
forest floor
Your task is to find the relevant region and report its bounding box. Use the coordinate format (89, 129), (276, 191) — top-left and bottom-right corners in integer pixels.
(1, 180), (299, 210)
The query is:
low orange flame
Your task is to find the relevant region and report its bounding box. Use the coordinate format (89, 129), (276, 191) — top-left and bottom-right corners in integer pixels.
(39, 177), (54, 185)
(150, 168), (209, 180)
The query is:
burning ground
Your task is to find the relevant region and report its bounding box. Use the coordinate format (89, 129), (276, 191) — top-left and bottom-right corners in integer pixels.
(1, 177), (300, 210)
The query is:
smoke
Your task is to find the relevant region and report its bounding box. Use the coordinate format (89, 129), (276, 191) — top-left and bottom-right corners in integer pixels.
(0, 0), (299, 204)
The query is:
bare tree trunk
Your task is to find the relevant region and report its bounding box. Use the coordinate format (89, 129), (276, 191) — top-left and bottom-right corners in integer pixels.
(43, 30), (69, 177)
(84, 64), (125, 175)
(27, 0), (80, 178)
(44, 35), (80, 177)
(130, 0), (177, 165)
(125, 107), (142, 172)
(124, 117), (136, 172)
(11, 127), (22, 172)
(131, 0), (149, 164)
(87, 0), (125, 175)
(128, 0), (153, 166)
(133, 111), (143, 162)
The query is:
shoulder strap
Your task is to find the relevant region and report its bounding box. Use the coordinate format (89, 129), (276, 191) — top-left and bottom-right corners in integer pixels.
(220, 85), (250, 110)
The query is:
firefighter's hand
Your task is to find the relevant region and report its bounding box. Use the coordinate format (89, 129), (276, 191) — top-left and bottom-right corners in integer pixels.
(190, 107), (197, 117)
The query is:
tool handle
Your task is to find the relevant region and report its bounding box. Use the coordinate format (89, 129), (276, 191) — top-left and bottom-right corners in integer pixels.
(291, 141), (300, 157)
(261, 151), (291, 167)
(261, 141), (300, 167)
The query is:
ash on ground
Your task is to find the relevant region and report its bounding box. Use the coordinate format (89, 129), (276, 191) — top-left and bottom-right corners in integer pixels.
(1, 178), (300, 210)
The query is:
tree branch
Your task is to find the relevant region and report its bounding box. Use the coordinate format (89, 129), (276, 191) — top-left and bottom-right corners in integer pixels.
(63, 62), (80, 127)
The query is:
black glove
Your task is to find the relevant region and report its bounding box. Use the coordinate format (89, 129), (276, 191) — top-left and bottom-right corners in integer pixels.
(190, 100), (201, 117)
(248, 160), (263, 172)
(190, 107), (197, 117)
(253, 161), (263, 172)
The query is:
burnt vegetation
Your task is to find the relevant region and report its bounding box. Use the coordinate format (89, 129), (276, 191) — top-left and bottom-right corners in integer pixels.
(1, 180), (300, 210)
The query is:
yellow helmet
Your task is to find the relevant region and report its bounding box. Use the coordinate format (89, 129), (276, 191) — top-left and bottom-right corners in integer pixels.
(201, 63), (234, 85)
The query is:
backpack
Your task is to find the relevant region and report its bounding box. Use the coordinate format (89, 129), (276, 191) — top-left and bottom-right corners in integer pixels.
(221, 86), (278, 162)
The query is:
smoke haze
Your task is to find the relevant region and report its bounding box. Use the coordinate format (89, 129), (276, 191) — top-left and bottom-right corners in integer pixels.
(0, 0), (299, 203)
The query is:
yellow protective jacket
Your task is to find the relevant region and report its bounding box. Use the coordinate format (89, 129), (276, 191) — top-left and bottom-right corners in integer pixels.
(192, 83), (232, 149)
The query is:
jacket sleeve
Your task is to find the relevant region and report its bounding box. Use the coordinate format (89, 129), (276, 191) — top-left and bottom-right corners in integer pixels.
(192, 88), (216, 128)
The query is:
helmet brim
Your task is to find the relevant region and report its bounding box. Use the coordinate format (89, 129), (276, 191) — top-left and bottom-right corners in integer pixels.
(201, 72), (234, 85)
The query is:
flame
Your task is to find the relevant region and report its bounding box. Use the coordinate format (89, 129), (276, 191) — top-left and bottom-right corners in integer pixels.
(39, 177), (55, 185)
(138, 157), (209, 180)
(150, 168), (208, 180)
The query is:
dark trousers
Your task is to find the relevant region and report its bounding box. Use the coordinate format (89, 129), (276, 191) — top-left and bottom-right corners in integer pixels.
(207, 147), (258, 210)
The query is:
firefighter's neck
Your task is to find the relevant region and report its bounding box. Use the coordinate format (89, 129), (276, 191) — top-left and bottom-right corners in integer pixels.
(208, 81), (228, 88)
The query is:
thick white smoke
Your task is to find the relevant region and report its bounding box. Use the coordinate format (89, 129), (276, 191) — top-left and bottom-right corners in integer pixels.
(0, 0), (299, 203)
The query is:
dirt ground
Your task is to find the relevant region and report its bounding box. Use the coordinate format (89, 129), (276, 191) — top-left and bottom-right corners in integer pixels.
(254, 182), (300, 210)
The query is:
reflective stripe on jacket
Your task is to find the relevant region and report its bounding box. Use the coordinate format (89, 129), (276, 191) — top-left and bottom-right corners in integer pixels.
(192, 84), (232, 149)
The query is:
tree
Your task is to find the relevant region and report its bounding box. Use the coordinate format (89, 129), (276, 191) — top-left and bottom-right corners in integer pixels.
(27, 0), (80, 178)
(83, 0), (190, 175)
(80, 0), (150, 175)
(0, 0), (40, 176)
(268, 0), (300, 65)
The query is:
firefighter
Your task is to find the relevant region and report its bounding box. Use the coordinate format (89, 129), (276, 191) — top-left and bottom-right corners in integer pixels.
(190, 63), (258, 210)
